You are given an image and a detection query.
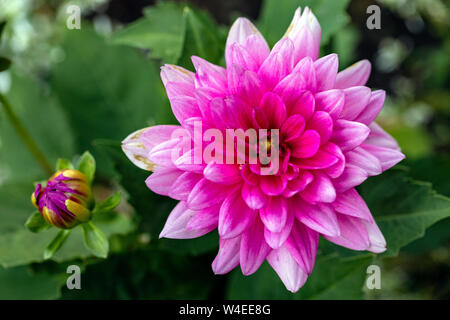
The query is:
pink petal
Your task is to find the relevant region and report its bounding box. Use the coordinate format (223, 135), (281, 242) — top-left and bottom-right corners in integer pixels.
(294, 199), (340, 236)
(122, 128), (154, 171)
(241, 183), (269, 210)
(292, 57), (317, 91)
(274, 72), (308, 109)
(365, 122), (401, 150)
(332, 188), (374, 222)
(165, 81), (195, 99)
(148, 138), (180, 167)
(159, 202), (214, 239)
(333, 164), (368, 192)
(284, 171), (314, 197)
(306, 111), (333, 144)
(332, 119), (370, 151)
(324, 214), (370, 251)
(290, 130), (321, 158)
(259, 92), (287, 128)
(169, 96), (202, 124)
(314, 89), (345, 120)
(169, 171), (202, 201)
(225, 18), (269, 68)
(160, 64), (195, 87)
(260, 196), (288, 233)
(218, 187), (257, 239)
(264, 211), (294, 249)
(240, 218), (272, 275)
(322, 142), (346, 178)
(294, 150), (339, 170)
(281, 114), (306, 142)
(228, 65), (265, 107)
(174, 148), (205, 173)
(300, 172), (336, 203)
(361, 144), (405, 171)
(187, 178), (229, 210)
(260, 174), (288, 196)
(140, 125), (183, 152)
(288, 90), (315, 121)
(335, 60), (371, 89)
(364, 220), (386, 253)
(346, 146), (382, 176)
(285, 221), (319, 274)
(355, 90), (386, 125)
(192, 56), (227, 91)
(258, 38), (295, 89)
(145, 168), (183, 196)
(340, 86), (372, 120)
(212, 236), (241, 274)
(314, 54), (338, 91)
(227, 43), (259, 71)
(187, 204), (220, 230)
(203, 162), (241, 184)
(267, 245), (308, 293)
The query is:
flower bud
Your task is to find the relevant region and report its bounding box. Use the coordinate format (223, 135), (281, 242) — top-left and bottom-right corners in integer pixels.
(31, 169), (92, 229)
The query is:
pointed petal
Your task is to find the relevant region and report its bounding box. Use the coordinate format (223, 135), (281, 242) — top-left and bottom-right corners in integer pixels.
(346, 146), (382, 176)
(355, 90), (386, 125)
(187, 204), (220, 230)
(365, 220), (386, 253)
(340, 86), (372, 120)
(366, 122), (401, 150)
(169, 96), (202, 124)
(281, 114), (306, 142)
(332, 188), (374, 222)
(241, 183), (269, 210)
(159, 202), (213, 239)
(324, 214), (370, 251)
(187, 178), (228, 210)
(306, 111), (333, 144)
(314, 89), (345, 120)
(145, 168), (183, 196)
(212, 236), (241, 274)
(140, 125), (182, 152)
(203, 162), (241, 184)
(322, 142), (346, 178)
(260, 175), (288, 196)
(332, 119), (370, 151)
(260, 196), (288, 233)
(292, 57), (317, 91)
(314, 54), (338, 91)
(264, 211), (294, 249)
(240, 218), (271, 275)
(219, 187), (256, 239)
(285, 221), (319, 274)
(300, 172), (336, 203)
(294, 199), (340, 236)
(267, 245), (308, 293)
(169, 171), (202, 201)
(361, 144), (405, 171)
(335, 60), (371, 89)
(295, 150), (339, 170)
(333, 164), (368, 192)
(290, 130), (321, 158)
(122, 128), (154, 171)
(259, 92), (287, 128)
(161, 64), (195, 87)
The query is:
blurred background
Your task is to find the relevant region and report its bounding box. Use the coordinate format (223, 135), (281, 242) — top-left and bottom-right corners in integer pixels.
(0, 0), (448, 299)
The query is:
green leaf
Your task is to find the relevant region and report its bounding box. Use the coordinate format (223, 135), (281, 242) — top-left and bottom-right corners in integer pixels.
(0, 266), (65, 300)
(258, 0), (350, 46)
(93, 191), (122, 214)
(25, 211), (51, 233)
(110, 2), (185, 63)
(81, 221), (109, 258)
(0, 68), (75, 183)
(0, 57), (11, 72)
(56, 158), (74, 171)
(77, 151), (96, 183)
(44, 230), (71, 260)
(50, 27), (172, 178)
(177, 5), (225, 68)
(359, 168), (450, 257)
(227, 254), (373, 299)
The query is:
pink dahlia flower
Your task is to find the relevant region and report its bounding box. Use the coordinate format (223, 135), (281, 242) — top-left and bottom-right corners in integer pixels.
(122, 7), (405, 292)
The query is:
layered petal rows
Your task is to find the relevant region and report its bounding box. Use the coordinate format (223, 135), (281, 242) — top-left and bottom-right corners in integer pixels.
(122, 7), (405, 292)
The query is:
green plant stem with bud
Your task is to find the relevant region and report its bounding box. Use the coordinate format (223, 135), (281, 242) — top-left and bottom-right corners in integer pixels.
(0, 93), (53, 175)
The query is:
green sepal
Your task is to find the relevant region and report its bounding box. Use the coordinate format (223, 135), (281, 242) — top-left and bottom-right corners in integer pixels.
(44, 229), (71, 260)
(56, 158), (74, 171)
(92, 191), (122, 214)
(77, 151), (96, 183)
(25, 211), (51, 233)
(81, 221), (109, 258)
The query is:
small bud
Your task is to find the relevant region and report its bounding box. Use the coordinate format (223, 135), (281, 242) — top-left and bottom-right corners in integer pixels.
(31, 169), (92, 229)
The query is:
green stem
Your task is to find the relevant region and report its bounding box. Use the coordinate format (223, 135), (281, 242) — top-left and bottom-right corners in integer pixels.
(0, 93), (53, 175)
